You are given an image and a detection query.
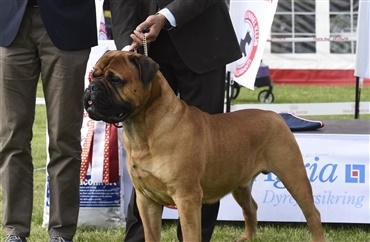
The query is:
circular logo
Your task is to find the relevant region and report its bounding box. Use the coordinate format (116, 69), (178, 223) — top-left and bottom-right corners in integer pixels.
(234, 10), (259, 77)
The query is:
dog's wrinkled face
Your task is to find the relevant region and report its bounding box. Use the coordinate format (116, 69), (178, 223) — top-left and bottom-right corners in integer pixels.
(83, 50), (159, 123)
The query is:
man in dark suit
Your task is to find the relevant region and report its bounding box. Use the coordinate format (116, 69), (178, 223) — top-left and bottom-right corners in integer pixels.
(0, 1), (97, 242)
(110, 1), (242, 241)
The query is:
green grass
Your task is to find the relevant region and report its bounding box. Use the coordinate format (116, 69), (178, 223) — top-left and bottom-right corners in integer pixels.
(1, 83), (370, 241)
(231, 84), (370, 104)
(231, 84), (370, 120)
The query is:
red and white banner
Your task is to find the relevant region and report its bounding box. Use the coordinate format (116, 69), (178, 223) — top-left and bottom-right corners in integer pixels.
(354, 0), (370, 79)
(227, 0), (278, 90)
(80, 113), (120, 184)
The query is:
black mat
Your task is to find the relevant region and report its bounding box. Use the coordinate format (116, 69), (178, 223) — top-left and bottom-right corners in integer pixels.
(294, 119), (370, 135)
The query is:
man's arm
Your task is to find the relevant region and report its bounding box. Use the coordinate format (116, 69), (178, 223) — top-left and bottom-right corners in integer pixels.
(163, 0), (221, 27)
(128, 0), (220, 50)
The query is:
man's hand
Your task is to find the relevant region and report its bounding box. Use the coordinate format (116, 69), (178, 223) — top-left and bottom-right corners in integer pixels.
(130, 14), (168, 51)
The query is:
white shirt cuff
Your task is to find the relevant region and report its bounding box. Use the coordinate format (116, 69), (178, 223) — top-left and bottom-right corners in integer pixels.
(121, 45), (132, 51)
(158, 8), (177, 27)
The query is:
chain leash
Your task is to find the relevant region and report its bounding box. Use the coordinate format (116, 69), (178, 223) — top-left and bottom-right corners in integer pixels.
(142, 32), (148, 57)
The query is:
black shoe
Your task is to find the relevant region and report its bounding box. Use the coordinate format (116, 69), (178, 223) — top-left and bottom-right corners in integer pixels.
(49, 238), (72, 242)
(5, 235), (27, 242)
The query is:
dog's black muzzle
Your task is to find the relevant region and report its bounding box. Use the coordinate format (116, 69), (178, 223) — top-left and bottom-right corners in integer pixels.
(83, 80), (132, 123)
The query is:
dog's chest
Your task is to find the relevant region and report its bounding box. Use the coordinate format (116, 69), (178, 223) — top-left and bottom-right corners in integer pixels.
(128, 157), (175, 205)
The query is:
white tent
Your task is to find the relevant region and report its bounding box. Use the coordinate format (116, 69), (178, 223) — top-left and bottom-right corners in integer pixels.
(354, 0), (370, 118)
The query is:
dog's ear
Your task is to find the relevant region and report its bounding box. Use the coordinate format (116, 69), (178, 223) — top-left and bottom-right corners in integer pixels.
(130, 54), (160, 87)
(93, 50), (112, 77)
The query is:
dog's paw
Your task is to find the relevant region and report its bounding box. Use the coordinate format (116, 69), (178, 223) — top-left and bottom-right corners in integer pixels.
(234, 236), (248, 242)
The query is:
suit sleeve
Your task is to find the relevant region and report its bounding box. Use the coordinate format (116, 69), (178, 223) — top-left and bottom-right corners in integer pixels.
(110, 0), (140, 50)
(164, 0), (222, 27)
(164, 1), (242, 74)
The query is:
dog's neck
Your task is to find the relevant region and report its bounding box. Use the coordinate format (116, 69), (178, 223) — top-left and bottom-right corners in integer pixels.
(122, 72), (187, 148)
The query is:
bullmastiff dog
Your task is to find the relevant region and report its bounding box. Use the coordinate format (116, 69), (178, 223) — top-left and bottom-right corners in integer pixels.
(83, 50), (325, 242)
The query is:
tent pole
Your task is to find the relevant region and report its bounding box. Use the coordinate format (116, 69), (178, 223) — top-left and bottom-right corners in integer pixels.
(354, 76), (361, 119)
(226, 71), (231, 113)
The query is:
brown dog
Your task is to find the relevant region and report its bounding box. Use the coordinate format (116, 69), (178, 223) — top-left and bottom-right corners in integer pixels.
(83, 50), (325, 242)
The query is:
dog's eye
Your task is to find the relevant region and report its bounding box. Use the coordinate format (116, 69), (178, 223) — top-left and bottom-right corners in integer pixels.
(107, 72), (124, 85)
(110, 76), (121, 84)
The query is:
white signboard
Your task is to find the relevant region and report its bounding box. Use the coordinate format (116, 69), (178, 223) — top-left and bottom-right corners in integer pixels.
(162, 134), (370, 223)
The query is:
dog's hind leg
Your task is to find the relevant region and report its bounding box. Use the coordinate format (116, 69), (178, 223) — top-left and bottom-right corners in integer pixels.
(272, 156), (325, 242)
(231, 178), (258, 242)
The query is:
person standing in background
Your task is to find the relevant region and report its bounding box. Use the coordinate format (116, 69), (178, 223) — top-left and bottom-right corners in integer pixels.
(110, 0), (242, 241)
(0, 1), (97, 242)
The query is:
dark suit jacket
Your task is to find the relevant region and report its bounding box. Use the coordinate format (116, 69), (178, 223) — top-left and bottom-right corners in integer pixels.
(0, 0), (98, 50)
(110, 0), (242, 74)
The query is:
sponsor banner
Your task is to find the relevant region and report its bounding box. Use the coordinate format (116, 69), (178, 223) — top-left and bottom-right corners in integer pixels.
(80, 175), (121, 208)
(231, 102), (370, 116)
(163, 134), (370, 223)
(77, 175), (123, 228)
(44, 39), (124, 228)
(227, 0), (278, 90)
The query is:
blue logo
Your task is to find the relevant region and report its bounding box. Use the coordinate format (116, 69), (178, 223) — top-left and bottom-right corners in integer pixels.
(345, 164), (365, 183)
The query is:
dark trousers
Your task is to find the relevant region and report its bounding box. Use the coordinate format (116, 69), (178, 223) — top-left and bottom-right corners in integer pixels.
(0, 8), (90, 239)
(123, 31), (225, 242)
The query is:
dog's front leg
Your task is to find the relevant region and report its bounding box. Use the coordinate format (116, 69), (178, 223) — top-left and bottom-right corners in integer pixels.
(136, 192), (163, 242)
(175, 195), (202, 242)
